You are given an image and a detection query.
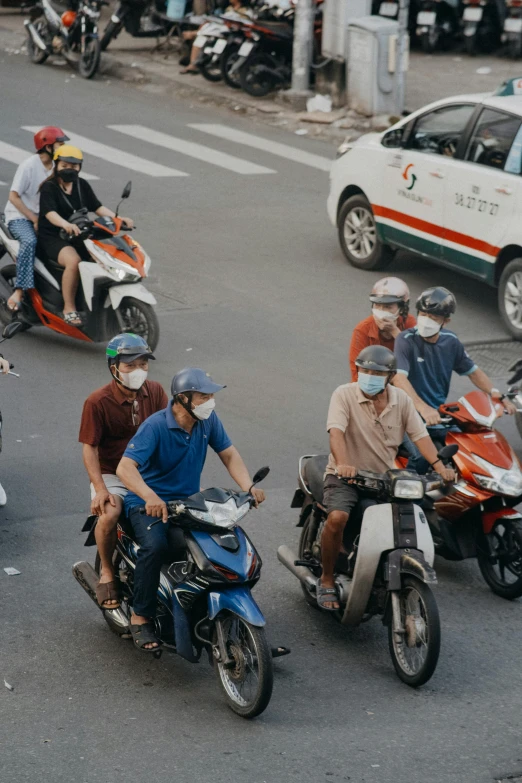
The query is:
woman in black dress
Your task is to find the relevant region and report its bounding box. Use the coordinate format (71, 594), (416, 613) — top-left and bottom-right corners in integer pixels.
(38, 145), (134, 326)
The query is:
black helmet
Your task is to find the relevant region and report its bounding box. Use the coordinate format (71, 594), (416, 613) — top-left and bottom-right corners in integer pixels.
(416, 287), (456, 318)
(171, 368), (225, 398)
(355, 345), (397, 373)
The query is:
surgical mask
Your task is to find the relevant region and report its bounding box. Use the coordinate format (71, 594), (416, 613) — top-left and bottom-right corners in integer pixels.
(372, 307), (399, 323)
(59, 168), (79, 183)
(417, 315), (442, 338)
(118, 368), (148, 390)
(358, 372), (386, 397)
(193, 398), (215, 420)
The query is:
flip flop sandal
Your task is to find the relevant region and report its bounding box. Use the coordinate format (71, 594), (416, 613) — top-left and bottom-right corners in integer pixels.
(316, 582), (340, 611)
(95, 580), (121, 609)
(63, 311), (83, 326)
(7, 298), (22, 312)
(271, 646), (291, 658)
(130, 622), (162, 652)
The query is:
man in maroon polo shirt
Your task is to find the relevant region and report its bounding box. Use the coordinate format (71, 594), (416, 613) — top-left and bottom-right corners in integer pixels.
(79, 333), (167, 609)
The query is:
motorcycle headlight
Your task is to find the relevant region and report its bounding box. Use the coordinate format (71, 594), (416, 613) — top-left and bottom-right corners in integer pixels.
(472, 453), (522, 497)
(393, 478), (425, 500)
(86, 242), (140, 282)
(190, 498), (243, 528)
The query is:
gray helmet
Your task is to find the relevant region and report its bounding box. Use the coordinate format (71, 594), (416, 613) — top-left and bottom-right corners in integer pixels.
(416, 287), (456, 318)
(171, 367), (225, 398)
(106, 332), (155, 368)
(355, 345), (397, 373)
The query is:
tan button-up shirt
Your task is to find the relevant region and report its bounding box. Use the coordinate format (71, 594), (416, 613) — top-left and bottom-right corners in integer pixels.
(326, 382), (428, 476)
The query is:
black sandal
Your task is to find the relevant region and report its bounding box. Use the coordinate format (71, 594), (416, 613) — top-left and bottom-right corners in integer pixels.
(316, 582), (340, 611)
(130, 622), (162, 652)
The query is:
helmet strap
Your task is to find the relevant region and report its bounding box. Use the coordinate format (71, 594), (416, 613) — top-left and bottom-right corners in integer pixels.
(176, 392), (198, 420)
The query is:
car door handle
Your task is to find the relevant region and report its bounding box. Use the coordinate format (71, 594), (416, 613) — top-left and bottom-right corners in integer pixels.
(429, 171), (444, 178)
(495, 185), (512, 195)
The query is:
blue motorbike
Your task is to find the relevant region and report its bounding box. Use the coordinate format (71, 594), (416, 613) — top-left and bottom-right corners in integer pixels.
(73, 467), (281, 718)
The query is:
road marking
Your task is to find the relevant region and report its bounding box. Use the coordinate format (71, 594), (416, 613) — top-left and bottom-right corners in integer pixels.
(0, 140), (99, 180)
(108, 124), (276, 175)
(22, 127), (188, 178)
(188, 123), (332, 172)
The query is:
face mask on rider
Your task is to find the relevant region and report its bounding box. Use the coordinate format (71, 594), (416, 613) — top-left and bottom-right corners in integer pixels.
(59, 168), (79, 183)
(417, 315), (442, 338)
(372, 307), (399, 324)
(116, 368), (148, 390)
(358, 372), (387, 397)
(192, 398), (216, 420)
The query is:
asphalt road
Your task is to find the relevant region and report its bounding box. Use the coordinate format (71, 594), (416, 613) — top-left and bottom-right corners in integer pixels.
(1, 53), (522, 783)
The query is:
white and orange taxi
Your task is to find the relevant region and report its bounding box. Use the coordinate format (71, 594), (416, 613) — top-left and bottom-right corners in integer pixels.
(327, 78), (522, 339)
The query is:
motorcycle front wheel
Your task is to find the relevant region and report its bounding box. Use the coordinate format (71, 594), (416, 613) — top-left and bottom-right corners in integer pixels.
(220, 44), (243, 89)
(200, 54), (223, 82)
(27, 21), (49, 64)
(214, 616), (273, 718)
(100, 19), (123, 51)
(117, 297), (159, 351)
(477, 519), (522, 599)
(78, 36), (101, 79)
(388, 576), (441, 687)
(239, 53), (278, 97)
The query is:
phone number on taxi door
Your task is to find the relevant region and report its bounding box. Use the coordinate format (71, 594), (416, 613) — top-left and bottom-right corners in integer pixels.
(455, 193), (499, 215)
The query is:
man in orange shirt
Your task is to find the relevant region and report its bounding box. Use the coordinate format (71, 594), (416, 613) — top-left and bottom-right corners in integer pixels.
(348, 277), (416, 381)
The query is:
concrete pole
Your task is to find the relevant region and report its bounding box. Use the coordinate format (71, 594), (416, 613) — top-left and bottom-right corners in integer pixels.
(290, 0), (315, 94)
(395, 0), (409, 115)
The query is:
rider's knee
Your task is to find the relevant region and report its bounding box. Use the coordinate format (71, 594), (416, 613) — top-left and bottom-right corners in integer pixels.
(97, 503), (121, 528)
(326, 510), (349, 534)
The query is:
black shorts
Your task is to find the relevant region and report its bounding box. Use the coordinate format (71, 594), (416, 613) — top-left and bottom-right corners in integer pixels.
(38, 236), (90, 263)
(323, 475), (361, 516)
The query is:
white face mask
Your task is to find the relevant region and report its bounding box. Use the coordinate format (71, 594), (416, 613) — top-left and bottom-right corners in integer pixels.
(193, 398), (215, 420)
(417, 315), (442, 338)
(372, 307), (399, 323)
(118, 368), (148, 390)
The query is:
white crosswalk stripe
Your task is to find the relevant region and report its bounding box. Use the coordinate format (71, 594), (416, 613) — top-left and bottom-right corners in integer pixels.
(188, 124), (332, 172)
(0, 140), (99, 181)
(108, 124), (276, 175)
(22, 127), (188, 178)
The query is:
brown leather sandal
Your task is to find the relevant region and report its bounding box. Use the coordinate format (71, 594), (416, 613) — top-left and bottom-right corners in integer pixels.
(95, 580), (121, 609)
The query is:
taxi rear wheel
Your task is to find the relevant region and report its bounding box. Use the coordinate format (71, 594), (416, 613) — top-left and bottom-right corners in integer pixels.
(499, 259), (522, 341)
(338, 196), (393, 270)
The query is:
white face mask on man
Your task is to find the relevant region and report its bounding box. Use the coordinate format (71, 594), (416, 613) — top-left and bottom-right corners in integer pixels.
(372, 307), (399, 323)
(193, 398), (216, 420)
(417, 315), (442, 338)
(118, 368), (148, 390)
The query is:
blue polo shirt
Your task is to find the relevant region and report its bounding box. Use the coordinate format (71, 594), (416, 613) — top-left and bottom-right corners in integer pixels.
(394, 327), (477, 410)
(123, 402), (232, 512)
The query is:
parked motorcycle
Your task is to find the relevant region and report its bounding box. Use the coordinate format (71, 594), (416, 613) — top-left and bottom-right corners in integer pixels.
(25, 0), (105, 79)
(416, 0), (459, 52)
(0, 182), (159, 349)
(397, 390), (522, 599)
(460, 0), (503, 54)
(502, 0), (522, 57)
(507, 358), (522, 439)
(374, 0), (420, 39)
(73, 467), (278, 718)
(194, 18), (229, 82)
(100, 0), (175, 51)
(278, 454), (444, 686)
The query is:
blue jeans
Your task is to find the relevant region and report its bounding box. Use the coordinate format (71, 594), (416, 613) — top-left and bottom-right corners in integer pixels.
(8, 218), (36, 290)
(405, 427), (450, 474)
(128, 506), (169, 618)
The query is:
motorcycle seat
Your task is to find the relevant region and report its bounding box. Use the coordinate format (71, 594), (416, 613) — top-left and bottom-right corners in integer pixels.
(254, 21), (293, 37)
(303, 454), (328, 504)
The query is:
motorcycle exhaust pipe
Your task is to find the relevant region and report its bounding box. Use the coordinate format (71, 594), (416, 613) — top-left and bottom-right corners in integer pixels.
(72, 561), (131, 635)
(277, 545), (316, 590)
(24, 19), (48, 51)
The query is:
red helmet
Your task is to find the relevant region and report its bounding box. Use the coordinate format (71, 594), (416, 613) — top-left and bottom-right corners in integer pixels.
(33, 126), (69, 153)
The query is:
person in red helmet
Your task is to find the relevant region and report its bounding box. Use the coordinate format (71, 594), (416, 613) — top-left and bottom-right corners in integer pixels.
(3, 126), (68, 312)
(348, 277), (416, 381)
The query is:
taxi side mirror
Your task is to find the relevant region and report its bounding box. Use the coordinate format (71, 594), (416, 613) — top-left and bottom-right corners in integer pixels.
(381, 129), (404, 149)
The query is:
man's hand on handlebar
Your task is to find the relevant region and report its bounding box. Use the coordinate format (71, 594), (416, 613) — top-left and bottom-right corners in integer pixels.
(419, 403), (441, 427)
(336, 464), (357, 479)
(64, 221), (81, 237)
(120, 217), (134, 230)
(144, 492), (168, 522)
(251, 488), (265, 508)
(435, 464), (456, 483)
(502, 398), (517, 416)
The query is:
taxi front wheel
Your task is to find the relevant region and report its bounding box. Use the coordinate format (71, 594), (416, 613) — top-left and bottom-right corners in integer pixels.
(499, 259), (522, 341)
(338, 196), (394, 271)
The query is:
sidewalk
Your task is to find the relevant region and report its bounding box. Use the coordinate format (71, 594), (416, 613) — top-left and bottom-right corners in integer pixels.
(2, 7), (522, 147)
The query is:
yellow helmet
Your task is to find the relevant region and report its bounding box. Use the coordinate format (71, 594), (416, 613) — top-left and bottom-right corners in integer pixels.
(54, 144), (83, 165)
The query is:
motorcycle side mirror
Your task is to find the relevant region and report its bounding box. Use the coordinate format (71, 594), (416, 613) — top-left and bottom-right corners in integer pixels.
(438, 444), (458, 462)
(121, 181), (132, 200)
(250, 466), (270, 488)
(1, 321), (24, 340)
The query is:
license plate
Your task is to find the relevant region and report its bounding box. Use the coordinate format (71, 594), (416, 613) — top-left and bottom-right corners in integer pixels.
(238, 41), (254, 56)
(505, 17), (522, 32)
(213, 37), (227, 53)
(463, 6), (483, 21)
(194, 34), (207, 47)
(417, 10), (436, 25)
(379, 1), (398, 16)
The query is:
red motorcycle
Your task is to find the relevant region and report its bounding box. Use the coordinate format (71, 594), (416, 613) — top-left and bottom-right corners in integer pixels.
(397, 390), (522, 599)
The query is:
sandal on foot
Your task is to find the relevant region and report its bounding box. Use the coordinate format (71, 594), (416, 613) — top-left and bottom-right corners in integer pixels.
(95, 580), (121, 609)
(7, 293), (23, 312)
(130, 622), (162, 652)
(63, 311), (83, 326)
(316, 582), (340, 611)
(271, 646), (291, 658)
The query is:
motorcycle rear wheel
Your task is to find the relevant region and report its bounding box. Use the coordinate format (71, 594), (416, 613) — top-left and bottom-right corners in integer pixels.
(117, 297), (159, 351)
(476, 519), (522, 599)
(388, 576), (440, 687)
(239, 53), (278, 97)
(214, 616), (273, 718)
(298, 514), (320, 608)
(27, 23), (49, 64)
(78, 37), (101, 79)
